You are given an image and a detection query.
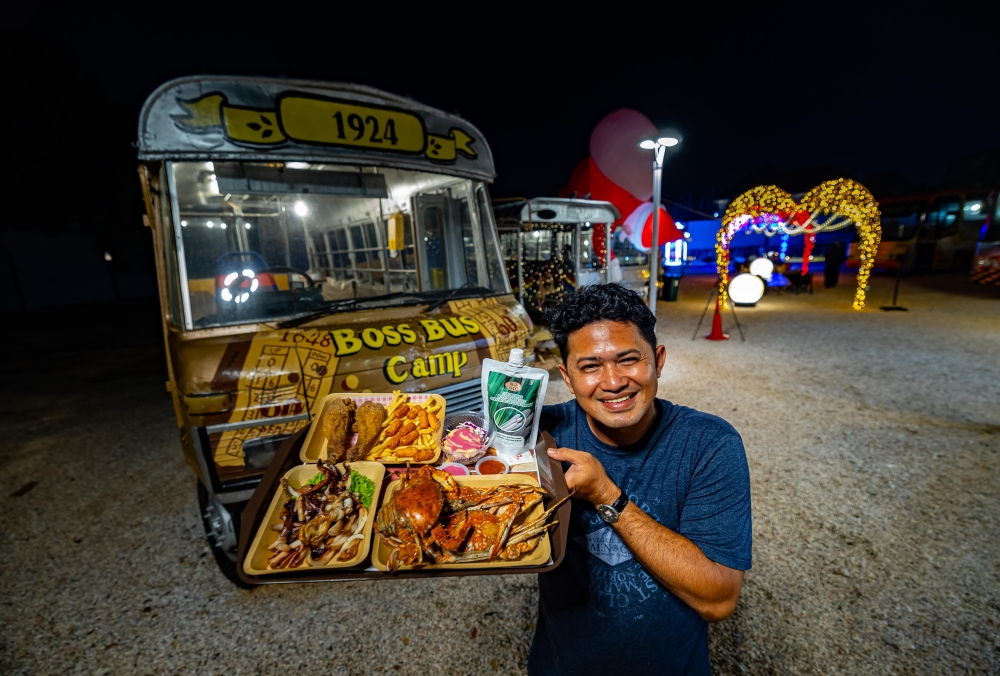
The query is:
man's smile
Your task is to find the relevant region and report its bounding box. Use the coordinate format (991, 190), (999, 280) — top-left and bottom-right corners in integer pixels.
(598, 391), (639, 410)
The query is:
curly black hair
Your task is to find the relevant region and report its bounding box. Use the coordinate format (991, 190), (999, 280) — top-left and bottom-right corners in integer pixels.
(544, 284), (657, 361)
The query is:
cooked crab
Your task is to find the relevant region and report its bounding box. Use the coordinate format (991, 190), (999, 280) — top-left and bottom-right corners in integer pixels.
(375, 465), (570, 572)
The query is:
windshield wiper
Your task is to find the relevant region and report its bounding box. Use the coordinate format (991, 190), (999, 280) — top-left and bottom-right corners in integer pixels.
(423, 281), (480, 313)
(275, 284), (496, 329)
(275, 290), (430, 328)
(275, 297), (365, 328)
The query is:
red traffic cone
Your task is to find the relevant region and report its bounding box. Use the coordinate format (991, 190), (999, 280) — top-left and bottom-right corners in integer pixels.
(705, 297), (729, 341)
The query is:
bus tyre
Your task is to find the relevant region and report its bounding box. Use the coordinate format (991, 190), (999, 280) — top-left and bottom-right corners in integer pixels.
(952, 251), (971, 272)
(197, 481), (251, 588)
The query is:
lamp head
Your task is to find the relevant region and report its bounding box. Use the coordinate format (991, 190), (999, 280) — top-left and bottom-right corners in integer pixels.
(658, 137), (679, 147)
(639, 139), (657, 150)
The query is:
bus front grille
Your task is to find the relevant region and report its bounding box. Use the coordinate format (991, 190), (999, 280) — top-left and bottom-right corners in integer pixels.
(428, 379), (483, 413)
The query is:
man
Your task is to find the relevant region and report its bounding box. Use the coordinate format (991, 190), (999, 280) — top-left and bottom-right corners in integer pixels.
(529, 284), (752, 675)
(824, 241), (845, 288)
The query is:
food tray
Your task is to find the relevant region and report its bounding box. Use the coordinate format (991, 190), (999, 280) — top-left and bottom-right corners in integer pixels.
(300, 392), (446, 465)
(371, 473), (551, 571)
(243, 461), (386, 575)
(237, 429), (571, 584)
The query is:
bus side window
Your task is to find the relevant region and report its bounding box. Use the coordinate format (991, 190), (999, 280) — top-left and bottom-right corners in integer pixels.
(927, 200), (960, 236)
(962, 197), (988, 228)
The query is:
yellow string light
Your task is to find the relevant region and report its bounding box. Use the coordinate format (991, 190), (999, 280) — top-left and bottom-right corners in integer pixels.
(800, 179), (881, 309)
(716, 179), (881, 309)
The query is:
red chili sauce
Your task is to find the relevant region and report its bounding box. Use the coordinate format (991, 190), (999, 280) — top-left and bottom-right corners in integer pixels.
(477, 460), (506, 475)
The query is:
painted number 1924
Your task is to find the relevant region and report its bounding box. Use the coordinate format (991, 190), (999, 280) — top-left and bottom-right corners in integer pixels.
(332, 111), (399, 145)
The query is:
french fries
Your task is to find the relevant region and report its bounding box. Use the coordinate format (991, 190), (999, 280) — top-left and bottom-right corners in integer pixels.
(367, 391), (442, 463)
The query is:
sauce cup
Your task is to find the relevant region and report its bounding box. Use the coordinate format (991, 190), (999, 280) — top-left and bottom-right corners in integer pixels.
(475, 455), (510, 475)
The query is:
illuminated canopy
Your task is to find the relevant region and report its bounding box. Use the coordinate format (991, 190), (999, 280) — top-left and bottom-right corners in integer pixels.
(716, 179), (881, 309)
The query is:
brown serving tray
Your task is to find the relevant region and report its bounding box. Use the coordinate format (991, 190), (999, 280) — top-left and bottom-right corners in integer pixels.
(237, 429), (570, 584)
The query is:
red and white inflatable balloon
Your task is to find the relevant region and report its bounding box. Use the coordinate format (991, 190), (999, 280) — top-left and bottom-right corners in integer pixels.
(563, 108), (681, 258)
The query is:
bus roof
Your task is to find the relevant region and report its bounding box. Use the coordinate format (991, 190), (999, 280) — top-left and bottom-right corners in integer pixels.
(493, 198), (621, 225)
(137, 76), (495, 181)
(879, 188), (992, 205)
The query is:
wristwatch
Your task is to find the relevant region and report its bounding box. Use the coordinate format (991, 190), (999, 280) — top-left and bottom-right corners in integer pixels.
(596, 490), (629, 524)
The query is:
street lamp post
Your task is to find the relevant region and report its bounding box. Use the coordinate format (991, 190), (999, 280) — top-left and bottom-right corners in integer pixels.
(639, 136), (679, 315)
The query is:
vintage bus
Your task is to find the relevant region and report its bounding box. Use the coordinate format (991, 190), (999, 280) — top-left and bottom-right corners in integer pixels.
(493, 198), (622, 319)
(847, 190), (991, 272)
(136, 76), (531, 578)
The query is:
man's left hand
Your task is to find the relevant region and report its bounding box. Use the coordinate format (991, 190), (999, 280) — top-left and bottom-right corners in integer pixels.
(548, 447), (620, 506)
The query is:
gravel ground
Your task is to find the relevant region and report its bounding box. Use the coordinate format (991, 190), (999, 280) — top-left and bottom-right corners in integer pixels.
(1, 274), (997, 675)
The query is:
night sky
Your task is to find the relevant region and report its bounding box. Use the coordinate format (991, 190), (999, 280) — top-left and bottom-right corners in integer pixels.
(8, 5), (999, 275)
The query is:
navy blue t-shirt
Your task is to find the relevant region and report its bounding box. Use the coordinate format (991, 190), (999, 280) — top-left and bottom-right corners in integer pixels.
(529, 398), (752, 676)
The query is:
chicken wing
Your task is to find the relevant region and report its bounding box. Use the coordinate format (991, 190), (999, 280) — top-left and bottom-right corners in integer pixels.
(348, 401), (387, 461)
(320, 398), (354, 462)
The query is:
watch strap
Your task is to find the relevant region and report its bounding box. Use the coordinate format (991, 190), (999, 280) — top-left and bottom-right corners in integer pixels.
(610, 490), (628, 513)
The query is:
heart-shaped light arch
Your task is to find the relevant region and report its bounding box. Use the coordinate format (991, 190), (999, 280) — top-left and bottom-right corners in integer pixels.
(716, 179), (881, 309)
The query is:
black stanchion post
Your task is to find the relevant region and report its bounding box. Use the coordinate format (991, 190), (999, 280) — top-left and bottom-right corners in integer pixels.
(880, 257), (908, 312)
(727, 301), (746, 342)
(692, 283), (717, 340)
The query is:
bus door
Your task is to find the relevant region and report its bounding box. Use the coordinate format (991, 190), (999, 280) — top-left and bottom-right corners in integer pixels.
(415, 194), (451, 290)
(919, 197), (960, 270)
(414, 185), (489, 291)
(957, 194), (991, 262)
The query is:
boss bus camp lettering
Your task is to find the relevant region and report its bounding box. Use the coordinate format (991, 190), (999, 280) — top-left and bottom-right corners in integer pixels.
(383, 352), (469, 384)
(299, 316), (481, 356)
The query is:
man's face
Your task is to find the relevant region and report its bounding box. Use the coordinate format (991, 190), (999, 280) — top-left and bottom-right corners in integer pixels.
(559, 320), (666, 430)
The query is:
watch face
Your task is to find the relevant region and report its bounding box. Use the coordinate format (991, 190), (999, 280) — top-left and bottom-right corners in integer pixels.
(597, 504), (619, 523)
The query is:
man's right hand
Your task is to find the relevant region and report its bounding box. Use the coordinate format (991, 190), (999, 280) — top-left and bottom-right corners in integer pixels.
(547, 447), (621, 507)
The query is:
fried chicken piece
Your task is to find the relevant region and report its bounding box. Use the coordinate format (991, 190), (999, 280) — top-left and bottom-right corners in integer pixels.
(347, 401), (387, 461)
(320, 398), (354, 462)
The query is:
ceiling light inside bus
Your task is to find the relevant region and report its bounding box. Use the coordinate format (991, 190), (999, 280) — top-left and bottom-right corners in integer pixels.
(294, 200), (309, 216)
(244, 222), (251, 229)
(181, 220), (188, 227)
(207, 221), (214, 228)
(220, 222), (227, 229)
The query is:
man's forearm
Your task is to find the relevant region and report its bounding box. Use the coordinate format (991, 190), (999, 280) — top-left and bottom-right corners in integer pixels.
(612, 501), (743, 621)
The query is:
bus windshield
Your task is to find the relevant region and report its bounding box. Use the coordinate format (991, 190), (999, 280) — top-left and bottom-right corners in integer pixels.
(878, 201), (926, 241)
(169, 162), (508, 328)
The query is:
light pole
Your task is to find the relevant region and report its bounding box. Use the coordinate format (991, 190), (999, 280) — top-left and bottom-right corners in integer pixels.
(639, 136), (679, 315)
